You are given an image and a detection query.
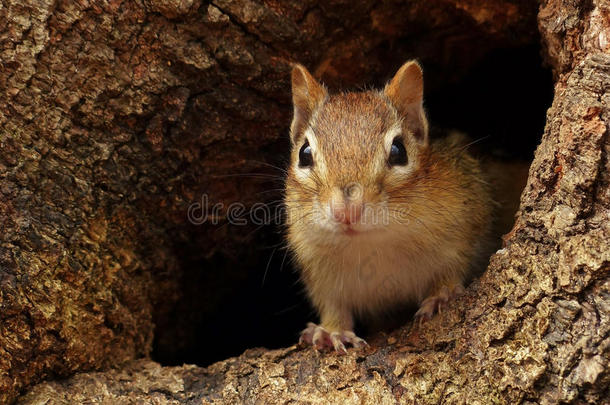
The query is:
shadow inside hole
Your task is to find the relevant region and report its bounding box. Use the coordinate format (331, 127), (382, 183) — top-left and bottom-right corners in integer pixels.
(151, 44), (553, 367)
(426, 45), (553, 160)
(152, 225), (310, 367)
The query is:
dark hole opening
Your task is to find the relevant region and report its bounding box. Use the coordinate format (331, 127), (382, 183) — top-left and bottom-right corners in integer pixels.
(426, 45), (552, 161)
(151, 44), (553, 367)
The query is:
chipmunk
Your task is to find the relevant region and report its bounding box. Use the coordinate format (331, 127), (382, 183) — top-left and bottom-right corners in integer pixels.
(284, 61), (494, 353)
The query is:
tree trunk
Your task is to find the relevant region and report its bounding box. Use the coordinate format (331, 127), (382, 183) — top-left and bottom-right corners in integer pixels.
(1, 0), (608, 403)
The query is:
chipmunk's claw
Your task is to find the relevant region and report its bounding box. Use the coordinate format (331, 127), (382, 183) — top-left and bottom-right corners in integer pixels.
(299, 322), (367, 353)
(415, 284), (465, 324)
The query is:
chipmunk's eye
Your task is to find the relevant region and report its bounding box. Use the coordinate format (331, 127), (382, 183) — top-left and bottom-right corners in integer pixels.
(388, 137), (408, 166)
(298, 140), (313, 168)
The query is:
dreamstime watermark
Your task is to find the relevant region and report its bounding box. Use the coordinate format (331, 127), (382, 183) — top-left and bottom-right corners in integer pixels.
(186, 195), (412, 296)
(187, 194), (412, 227)
(186, 194), (428, 300)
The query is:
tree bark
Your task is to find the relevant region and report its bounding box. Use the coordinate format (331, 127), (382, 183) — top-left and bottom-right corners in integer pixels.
(1, 0), (608, 403)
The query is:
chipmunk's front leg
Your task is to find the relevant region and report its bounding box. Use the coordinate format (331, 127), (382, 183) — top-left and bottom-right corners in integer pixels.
(299, 302), (367, 354)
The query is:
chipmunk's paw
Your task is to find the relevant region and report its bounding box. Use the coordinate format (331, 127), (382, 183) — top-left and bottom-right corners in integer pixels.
(415, 284), (465, 324)
(299, 322), (367, 354)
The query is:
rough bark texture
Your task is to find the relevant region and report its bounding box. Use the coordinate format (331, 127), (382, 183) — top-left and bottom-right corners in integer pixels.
(1, 0), (608, 404)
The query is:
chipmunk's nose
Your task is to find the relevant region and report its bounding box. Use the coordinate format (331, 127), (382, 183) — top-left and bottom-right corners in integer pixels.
(330, 200), (363, 224)
(330, 183), (364, 225)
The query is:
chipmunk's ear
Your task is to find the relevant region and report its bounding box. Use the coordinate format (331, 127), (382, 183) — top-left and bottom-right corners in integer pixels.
(384, 60), (428, 145)
(290, 64), (327, 142)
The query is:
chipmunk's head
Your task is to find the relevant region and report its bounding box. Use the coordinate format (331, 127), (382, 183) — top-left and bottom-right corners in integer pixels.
(285, 61), (429, 239)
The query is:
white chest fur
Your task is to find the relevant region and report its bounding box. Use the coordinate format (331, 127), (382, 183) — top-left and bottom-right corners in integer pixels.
(300, 228), (459, 316)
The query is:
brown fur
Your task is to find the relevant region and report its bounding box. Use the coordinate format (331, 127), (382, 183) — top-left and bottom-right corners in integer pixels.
(285, 62), (494, 346)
